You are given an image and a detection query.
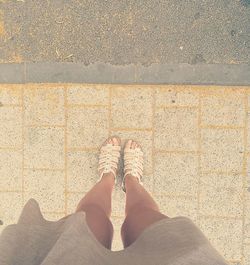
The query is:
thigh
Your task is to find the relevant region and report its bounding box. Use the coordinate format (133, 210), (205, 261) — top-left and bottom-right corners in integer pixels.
(121, 206), (168, 248)
(78, 205), (114, 250)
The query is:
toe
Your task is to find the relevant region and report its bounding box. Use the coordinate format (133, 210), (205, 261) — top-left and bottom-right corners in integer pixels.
(136, 142), (141, 149)
(112, 136), (120, 146)
(126, 139), (133, 149)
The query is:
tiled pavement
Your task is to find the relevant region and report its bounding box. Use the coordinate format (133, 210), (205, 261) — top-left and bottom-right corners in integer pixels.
(0, 84), (249, 264)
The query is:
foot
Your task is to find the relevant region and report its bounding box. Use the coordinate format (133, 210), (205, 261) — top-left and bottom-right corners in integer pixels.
(122, 139), (144, 192)
(97, 136), (121, 185)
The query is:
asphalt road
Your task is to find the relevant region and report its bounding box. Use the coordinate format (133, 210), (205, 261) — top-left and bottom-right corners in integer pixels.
(0, 0), (249, 65)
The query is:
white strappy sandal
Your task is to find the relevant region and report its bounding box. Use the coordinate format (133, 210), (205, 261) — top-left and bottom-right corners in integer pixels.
(122, 140), (144, 192)
(97, 136), (121, 184)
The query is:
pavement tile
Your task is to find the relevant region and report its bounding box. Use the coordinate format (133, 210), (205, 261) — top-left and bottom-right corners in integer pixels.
(244, 160), (250, 244)
(0, 106), (22, 148)
(201, 128), (244, 173)
(110, 216), (124, 251)
(154, 195), (198, 224)
(67, 150), (99, 192)
(199, 217), (242, 260)
(24, 87), (65, 125)
(67, 85), (109, 105)
(24, 126), (65, 169)
(200, 172), (244, 218)
(43, 212), (65, 221)
(201, 90), (245, 127)
(112, 187), (126, 217)
(67, 107), (109, 148)
(0, 149), (22, 190)
(155, 86), (199, 107)
(111, 87), (153, 129)
(154, 107), (198, 151)
(23, 169), (65, 212)
(0, 192), (23, 233)
(0, 86), (22, 105)
(243, 244), (250, 265)
(154, 153), (199, 197)
(67, 192), (86, 214)
(246, 112), (250, 152)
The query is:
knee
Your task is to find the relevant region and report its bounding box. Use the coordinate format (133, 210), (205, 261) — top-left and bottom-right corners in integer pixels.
(127, 202), (159, 216)
(81, 204), (114, 248)
(121, 206), (167, 234)
(80, 204), (114, 235)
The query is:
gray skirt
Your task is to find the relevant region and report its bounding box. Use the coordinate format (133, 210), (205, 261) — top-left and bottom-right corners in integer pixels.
(0, 199), (228, 265)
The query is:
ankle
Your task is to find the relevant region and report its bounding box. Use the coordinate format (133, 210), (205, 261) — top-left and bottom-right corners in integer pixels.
(100, 173), (115, 186)
(124, 174), (139, 189)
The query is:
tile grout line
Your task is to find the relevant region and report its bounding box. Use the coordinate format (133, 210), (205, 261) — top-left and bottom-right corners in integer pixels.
(241, 88), (248, 264)
(64, 85), (68, 216)
(200, 125), (245, 130)
(108, 87), (112, 137)
(156, 105), (199, 109)
(197, 89), (202, 227)
(152, 87), (156, 194)
(67, 104), (108, 108)
(21, 85), (24, 206)
(111, 127), (152, 132)
(0, 84), (248, 92)
(0, 190), (23, 193)
(23, 168), (65, 171)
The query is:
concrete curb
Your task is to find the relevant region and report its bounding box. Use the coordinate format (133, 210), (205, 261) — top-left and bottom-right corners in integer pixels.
(0, 62), (249, 85)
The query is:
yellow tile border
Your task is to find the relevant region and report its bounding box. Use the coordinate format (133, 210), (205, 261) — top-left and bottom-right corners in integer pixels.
(0, 190), (22, 193)
(152, 88), (156, 193)
(0, 147), (22, 150)
(64, 85), (68, 215)
(66, 104), (108, 108)
(23, 168), (65, 171)
(0, 83), (248, 91)
(0, 104), (22, 107)
(197, 89), (202, 226)
(200, 170), (244, 175)
(200, 125), (245, 130)
(199, 215), (243, 221)
(153, 150), (200, 154)
(111, 127), (153, 132)
(21, 86), (24, 206)
(109, 87), (112, 137)
(226, 260), (242, 264)
(241, 88), (248, 263)
(24, 124), (65, 128)
(152, 193), (196, 199)
(22, 83), (250, 91)
(156, 105), (199, 109)
(67, 147), (99, 152)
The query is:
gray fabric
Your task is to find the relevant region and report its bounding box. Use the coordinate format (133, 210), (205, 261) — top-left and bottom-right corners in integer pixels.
(0, 199), (228, 265)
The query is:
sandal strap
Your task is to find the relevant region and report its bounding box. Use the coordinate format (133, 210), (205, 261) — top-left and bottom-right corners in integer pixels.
(122, 147), (144, 192)
(98, 143), (121, 182)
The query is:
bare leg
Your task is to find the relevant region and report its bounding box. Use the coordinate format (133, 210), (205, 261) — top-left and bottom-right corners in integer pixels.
(76, 174), (115, 249)
(75, 136), (120, 250)
(121, 140), (169, 248)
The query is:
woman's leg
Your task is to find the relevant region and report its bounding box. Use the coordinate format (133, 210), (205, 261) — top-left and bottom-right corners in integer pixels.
(75, 137), (120, 250)
(121, 175), (169, 248)
(121, 139), (169, 248)
(76, 174), (115, 249)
